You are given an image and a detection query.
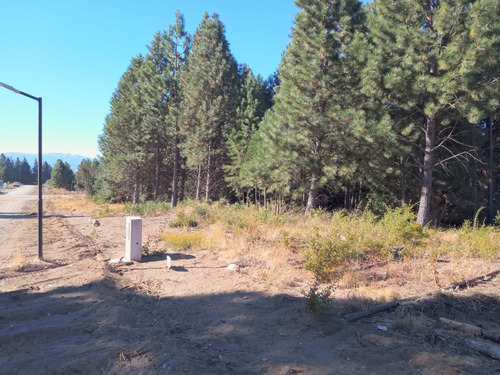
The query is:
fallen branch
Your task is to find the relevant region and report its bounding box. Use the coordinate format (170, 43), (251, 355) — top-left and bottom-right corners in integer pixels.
(435, 329), (500, 360)
(441, 269), (500, 291)
(343, 301), (400, 322)
(439, 317), (482, 336)
(359, 260), (389, 271)
(466, 338), (500, 360)
(343, 268), (500, 322)
(440, 317), (500, 343)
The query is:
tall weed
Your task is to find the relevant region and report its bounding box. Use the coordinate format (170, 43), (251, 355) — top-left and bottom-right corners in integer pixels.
(457, 220), (500, 260)
(124, 201), (170, 216)
(304, 207), (428, 281)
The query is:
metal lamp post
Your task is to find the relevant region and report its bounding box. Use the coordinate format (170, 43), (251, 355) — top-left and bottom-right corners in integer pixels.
(0, 82), (43, 260)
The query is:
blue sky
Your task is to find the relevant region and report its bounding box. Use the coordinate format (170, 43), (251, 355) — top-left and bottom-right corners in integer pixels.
(0, 0), (298, 158)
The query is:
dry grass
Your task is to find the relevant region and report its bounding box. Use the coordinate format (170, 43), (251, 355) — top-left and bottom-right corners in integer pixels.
(45, 192), (500, 302)
(11, 251), (25, 269)
(162, 202), (500, 293)
(200, 217), (313, 286)
(47, 194), (125, 217)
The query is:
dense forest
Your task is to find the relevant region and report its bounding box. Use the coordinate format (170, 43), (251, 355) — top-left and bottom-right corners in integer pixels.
(77, 0), (497, 226)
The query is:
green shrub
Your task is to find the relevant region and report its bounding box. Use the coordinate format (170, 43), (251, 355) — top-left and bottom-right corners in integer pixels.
(379, 206), (427, 254)
(305, 229), (352, 281)
(304, 282), (332, 315)
(304, 207), (429, 281)
(458, 221), (500, 260)
(169, 210), (198, 228)
(124, 201), (171, 216)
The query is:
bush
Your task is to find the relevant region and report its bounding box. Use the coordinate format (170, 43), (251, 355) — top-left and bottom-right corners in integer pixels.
(304, 282), (332, 315)
(124, 201), (170, 216)
(457, 220), (500, 260)
(169, 210), (198, 228)
(304, 207), (428, 281)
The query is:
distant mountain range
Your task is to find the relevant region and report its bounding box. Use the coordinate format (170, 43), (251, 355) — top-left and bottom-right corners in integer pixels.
(2, 152), (96, 171)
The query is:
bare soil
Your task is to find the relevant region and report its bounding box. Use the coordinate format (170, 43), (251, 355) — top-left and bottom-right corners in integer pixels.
(0, 194), (499, 374)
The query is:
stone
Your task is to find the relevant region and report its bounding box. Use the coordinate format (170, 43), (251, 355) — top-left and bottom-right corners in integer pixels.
(226, 264), (240, 272)
(93, 219), (100, 227)
(109, 258), (133, 265)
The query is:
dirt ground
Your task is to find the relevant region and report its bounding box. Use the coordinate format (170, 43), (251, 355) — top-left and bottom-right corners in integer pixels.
(0, 194), (499, 374)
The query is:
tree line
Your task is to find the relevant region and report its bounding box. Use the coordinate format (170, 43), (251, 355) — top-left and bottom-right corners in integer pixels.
(0, 153), (80, 191)
(80, 0), (498, 226)
(0, 154), (51, 185)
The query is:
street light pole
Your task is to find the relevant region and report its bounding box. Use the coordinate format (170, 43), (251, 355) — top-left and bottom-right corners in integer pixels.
(0, 82), (43, 260)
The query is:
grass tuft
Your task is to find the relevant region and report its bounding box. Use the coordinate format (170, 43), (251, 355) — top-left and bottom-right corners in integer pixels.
(161, 231), (205, 251)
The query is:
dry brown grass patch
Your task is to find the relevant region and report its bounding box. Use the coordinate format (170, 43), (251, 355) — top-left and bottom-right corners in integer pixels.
(47, 194), (125, 217)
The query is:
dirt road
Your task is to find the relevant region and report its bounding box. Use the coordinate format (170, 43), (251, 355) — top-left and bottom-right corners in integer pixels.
(0, 185), (37, 259)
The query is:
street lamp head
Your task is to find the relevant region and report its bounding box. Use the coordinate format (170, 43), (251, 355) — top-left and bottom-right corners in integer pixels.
(0, 82), (21, 94)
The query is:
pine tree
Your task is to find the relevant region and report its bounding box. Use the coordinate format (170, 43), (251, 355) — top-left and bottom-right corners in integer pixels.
(224, 65), (269, 199)
(32, 159), (38, 185)
(155, 11), (191, 207)
(140, 12), (190, 202)
(99, 12), (191, 204)
(266, 0), (365, 214)
(0, 154), (7, 180)
(20, 158), (32, 184)
(13, 158), (21, 182)
(42, 161), (52, 184)
(362, 0), (499, 225)
(50, 159), (74, 190)
(180, 12), (238, 200)
(75, 159), (100, 196)
(99, 56), (148, 203)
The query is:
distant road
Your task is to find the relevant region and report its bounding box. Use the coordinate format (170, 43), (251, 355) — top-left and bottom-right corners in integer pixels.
(0, 185), (37, 258)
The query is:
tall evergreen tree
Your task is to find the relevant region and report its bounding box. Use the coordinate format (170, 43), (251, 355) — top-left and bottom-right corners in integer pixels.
(99, 12), (191, 204)
(99, 56), (148, 203)
(180, 12), (238, 200)
(50, 159), (74, 190)
(224, 65), (269, 199)
(32, 159), (38, 185)
(42, 161), (52, 184)
(19, 158), (32, 184)
(362, 0), (499, 225)
(0, 154), (7, 180)
(75, 158), (100, 196)
(13, 158), (21, 182)
(153, 11), (191, 207)
(266, 0), (366, 214)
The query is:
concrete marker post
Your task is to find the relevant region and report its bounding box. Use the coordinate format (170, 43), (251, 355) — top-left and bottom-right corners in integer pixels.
(125, 216), (142, 261)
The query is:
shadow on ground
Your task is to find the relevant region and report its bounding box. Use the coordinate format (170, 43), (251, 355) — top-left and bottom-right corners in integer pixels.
(0, 276), (499, 374)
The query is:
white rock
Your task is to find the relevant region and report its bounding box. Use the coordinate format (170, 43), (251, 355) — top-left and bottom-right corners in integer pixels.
(226, 264), (240, 272)
(109, 258), (133, 265)
(166, 256), (172, 269)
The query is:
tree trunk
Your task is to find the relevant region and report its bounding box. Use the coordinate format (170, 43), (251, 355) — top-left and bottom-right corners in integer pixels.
(305, 171), (318, 216)
(179, 165), (186, 202)
(416, 116), (436, 226)
(133, 179), (140, 205)
(400, 157), (407, 206)
(195, 165), (202, 201)
(153, 146), (161, 201)
(489, 112), (494, 220)
(205, 151), (211, 201)
(171, 131), (180, 207)
(264, 188), (267, 209)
